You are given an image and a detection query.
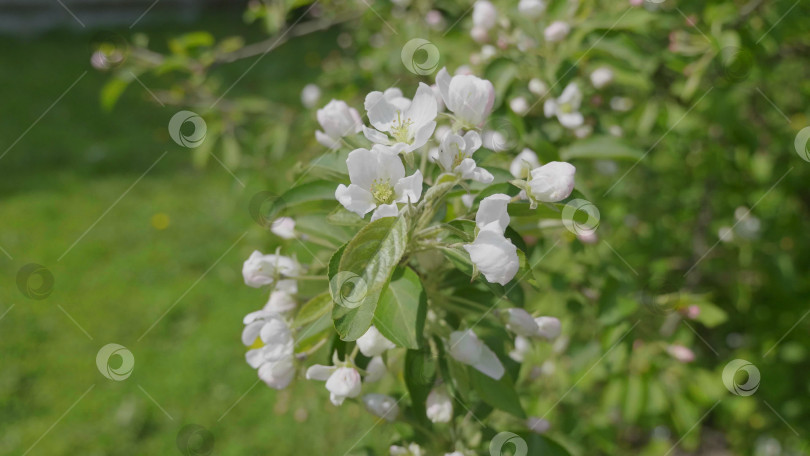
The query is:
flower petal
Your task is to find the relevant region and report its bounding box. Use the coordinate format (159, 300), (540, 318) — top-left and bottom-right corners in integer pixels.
(473, 342), (505, 380)
(241, 320), (264, 346)
(394, 170), (423, 204)
(362, 125), (392, 145)
(406, 82), (438, 128)
(407, 120), (437, 152)
(365, 91), (398, 132)
(315, 130), (341, 149)
(346, 148), (379, 189)
(371, 203), (399, 221)
(335, 184), (376, 217)
(558, 112), (584, 129)
(305, 364), (335, 381)
(436, 67), (452, 108)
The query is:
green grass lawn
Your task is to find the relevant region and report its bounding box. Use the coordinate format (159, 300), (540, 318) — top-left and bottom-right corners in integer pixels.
(0, 11), (392, 455)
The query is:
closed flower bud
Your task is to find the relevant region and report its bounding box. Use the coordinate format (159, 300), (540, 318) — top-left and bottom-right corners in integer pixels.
(506, 308), (540, 337)
(544, 21), (570, 42)
(315, 100), (362, 149)
(270, 217), (296, 239)
(534, 316), (562, 340)
(475, 193), (511, 234)
(509, 96), (530, 116)
(528, 161), (576, 202)
(300, 83), (321, 109)
(242, 250), (299, 288)
(257, 357), (295, 390)
(364, 356), (387, 382)
(528, 78), (548, 96)
(426, 387), (453, 423)
(590, 67), (614, 89)
(518, 0), (546, 19)
(356, 325), (397, 357)
(527, 417), (551, 434)
(464, 230), (519, 285)
(472, 1), (497, 30)
(325, 367), (362, 405)
(448, 330), (505, 380)
(363, 394), (400, 421)
(436, 68), (495, 127)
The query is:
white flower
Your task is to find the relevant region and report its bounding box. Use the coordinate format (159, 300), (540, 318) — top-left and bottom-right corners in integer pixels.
(270, 217), (296, 239)
(363, 394), (400, 421)
(243, 311), (296, 389)
(475, 193), (511, 234)
(506, 308), (540, 337)
(436, 67), (496, 127)
(534, 316), (561, 340)
(426, 387), (453, 423)
(481, 44), (497, 60)
(590, 67), (614, 89)
(472, 1), (497, 30)
(356, 325), (397, 357)
(364, 356), (387, 382)
(544, 83), (584, 129)
(528, 161), (576, 202)
(544, 21), (570, 42)
(264, 290), (297, 314)
(461, 193), (476, 209)
(390, 443), (425, 456)
(437, 131), (493, 183)
(301, 83), (321, 109)
(527, 417), (551, 434)
(335, 145), (423, 220)
(519, 0), (546, 19)
(528, 78), (548, 96)
(448, 330), (505, 380)
(667, 345), (695, 363)
(431, 84), (445, 112)
(306, 365), (362, 405)
(510, 148), (540, 179)
(363, 83), (437, 154)
(509, 96), (530, 116)
(464, 230), (519, 285)
(509, 335), (532, 362)
(316, 100), (363, 149)
(242, 251), (299, 288)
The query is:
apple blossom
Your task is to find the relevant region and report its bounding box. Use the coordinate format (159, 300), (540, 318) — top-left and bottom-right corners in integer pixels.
(528, 161), (576, 202)
(364, 356), (387, 382)
(300, 83), (321, 109)
(535, 316), (562, 340)
(356, 325), (397, 357)
(518, 0), (546, 19)
(426, 387), (453, 423)
(264, 289), (297, 314)
(509, 335), (532, 362)
(472, 1), (497, 30)
(667, 344), (696, 363)
(306, 364), (363, 405)
(363, 83), (437, 153)
(437, 130), (493, 183)
(335, 145), (423, 220)
(449, 330), (505, 380)
(315, 99), (362, 149)
(475, 193), (510, 234)
(509, 96), (530, 116)
(590, 67), (614, 89)
(544, 21), (570, 42)
(510, 148), (540, 179)
(528, 78), (548, 96)
(544, 83), (584, 129)
(506, 308), (540, 337)
(464, 230), (519, 285)
(270, 217), (296, 239)
(363, 394), (400, 421)
(243, 310), (296, 389)
(242, 250), (299, 288)
(436, 67), (495, 127)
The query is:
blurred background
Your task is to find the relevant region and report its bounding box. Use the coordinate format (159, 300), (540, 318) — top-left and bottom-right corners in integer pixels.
(1, 0), (808, 455)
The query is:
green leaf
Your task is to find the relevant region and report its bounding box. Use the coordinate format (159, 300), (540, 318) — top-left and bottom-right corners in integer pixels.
(559, 135), (644, 161)
(263, 180), (338, 221)
(327, 206), (368, 227)
(693, 302), (727, 328)
(332, 216), (410, 341)
(524, 434), (573, 456)
(404, 349), (437, 423)
(469, 367), (525, 418)
(100, 76), (131, 111)
(623, 375), (645, 422)
(295, 311), (333, 353)
(374, 266), (427, 350)
(293, 292), (333, 328)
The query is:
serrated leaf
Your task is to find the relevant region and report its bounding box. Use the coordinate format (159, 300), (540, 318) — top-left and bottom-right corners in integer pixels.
(332, 216), (409, 341)
(374, 266), (426, 350)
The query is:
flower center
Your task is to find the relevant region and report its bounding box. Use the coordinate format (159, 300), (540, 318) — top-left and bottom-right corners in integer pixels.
(451, 144), (468, 169)
(370, 178), (395, 205)
(390, 111), (413, 144)
(559, 102), (574, 114)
